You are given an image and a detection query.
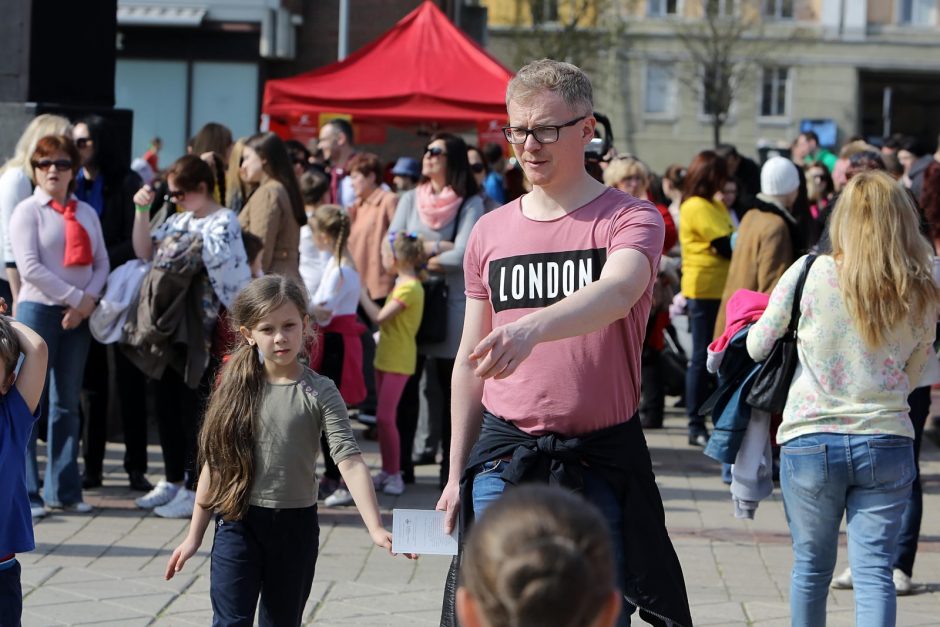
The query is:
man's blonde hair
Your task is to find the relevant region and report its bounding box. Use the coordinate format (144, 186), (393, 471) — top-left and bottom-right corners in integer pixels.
(506, 59), (593, 115)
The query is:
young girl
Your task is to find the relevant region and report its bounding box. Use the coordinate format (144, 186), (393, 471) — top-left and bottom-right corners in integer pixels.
(359, 232), (425, 496)
(309, 204), (366, 504)
(457, 485), (621, 627)
(164, 275), (408, 626)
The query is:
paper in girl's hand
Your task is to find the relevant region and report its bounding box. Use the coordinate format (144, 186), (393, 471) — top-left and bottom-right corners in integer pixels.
(392, 509), (458, 555)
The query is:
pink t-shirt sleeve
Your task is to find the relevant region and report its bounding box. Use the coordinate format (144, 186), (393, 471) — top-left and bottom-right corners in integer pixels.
(607, 200), (665, 274)
(463, 224), (487, 300)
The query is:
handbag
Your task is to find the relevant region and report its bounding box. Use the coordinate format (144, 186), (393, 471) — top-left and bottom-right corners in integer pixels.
(745, 254), (817, 413)
(415, 198), (466, 344)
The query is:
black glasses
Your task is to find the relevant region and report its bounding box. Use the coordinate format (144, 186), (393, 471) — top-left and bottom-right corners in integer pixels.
(165, 190), (187, 202)
(425, 146), (446, 158)
(32, 159), (72, 171)
(502, 116), (586, 145)
(75, 137), (92, 149)
(470, 163), (486, 174)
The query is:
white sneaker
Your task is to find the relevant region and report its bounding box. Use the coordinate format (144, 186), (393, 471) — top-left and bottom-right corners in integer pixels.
(372, 471), (390, 490)
(135, 481), (179, 509)
(30, 505), (47, 519)
(153, 488), (196, 519)
(382, 473), (405, 496)
(893, 568), (913, 595)
(831, 567), (853, 589)
(324, 488), (353, 507)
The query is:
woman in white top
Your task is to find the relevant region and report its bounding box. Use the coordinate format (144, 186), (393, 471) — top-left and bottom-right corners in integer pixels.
(298, 168), (332, 301)
(746, 171), (939, 627)
(0, 114), (72, 307)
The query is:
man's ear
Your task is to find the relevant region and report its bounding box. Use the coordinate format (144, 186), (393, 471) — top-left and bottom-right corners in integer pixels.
(581, 115), (597, 143)
(239, 326), (254, 345)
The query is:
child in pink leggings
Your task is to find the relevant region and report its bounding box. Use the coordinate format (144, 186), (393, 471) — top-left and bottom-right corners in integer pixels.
(359, 232), (425, 495)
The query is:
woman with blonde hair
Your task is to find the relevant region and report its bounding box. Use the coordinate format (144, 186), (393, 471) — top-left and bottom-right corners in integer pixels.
(0, 114), (72, 305)
(224, 138), (255, 214)
(747, 170), (940, 626)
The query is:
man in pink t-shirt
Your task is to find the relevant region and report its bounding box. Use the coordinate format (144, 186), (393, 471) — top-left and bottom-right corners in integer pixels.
(439, 61), (691, 627)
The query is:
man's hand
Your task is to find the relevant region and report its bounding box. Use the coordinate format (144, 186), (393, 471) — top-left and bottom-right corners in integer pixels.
(436, 480), (461, 535)
(468, 320), (537, 380)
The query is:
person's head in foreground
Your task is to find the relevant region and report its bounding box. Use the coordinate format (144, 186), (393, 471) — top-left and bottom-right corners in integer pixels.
(457, 485), (621, 627)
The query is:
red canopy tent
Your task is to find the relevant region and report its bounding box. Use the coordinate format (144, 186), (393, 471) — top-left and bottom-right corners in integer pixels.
(262, 1), (513, 144)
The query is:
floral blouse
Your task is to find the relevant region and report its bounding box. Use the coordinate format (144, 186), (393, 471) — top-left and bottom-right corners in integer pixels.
(746, 254), (934, 444)
(151, 208), (251, 308)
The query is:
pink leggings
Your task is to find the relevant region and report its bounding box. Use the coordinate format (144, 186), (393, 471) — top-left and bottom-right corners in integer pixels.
(375, 370), (409, 474)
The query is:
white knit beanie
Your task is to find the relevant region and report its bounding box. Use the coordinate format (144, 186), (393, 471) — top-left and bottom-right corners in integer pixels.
(760, 156), (800, 196)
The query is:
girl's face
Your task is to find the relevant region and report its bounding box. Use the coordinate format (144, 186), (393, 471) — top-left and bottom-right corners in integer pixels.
(242, 302), (306, 370)
(240, 146), (265, 184)
(34, 150), (74, 199)
(167, 176), (211, 215)
(717, 181), (737, 207)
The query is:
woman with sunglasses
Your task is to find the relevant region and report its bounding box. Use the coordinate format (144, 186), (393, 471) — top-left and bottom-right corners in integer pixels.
(389, 132), (484, 488)
(238, 132), (306, 285)
(130, 155), (251, 519)
(11, 135), (109, 516)
(0, 114), (72, 309)
(71, 115), (154, 494)
(466, 146), (499, 212)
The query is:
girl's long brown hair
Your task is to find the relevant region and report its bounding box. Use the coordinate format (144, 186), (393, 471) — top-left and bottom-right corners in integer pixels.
(198, 275), (309, 520)
(830, 171), (940, 348)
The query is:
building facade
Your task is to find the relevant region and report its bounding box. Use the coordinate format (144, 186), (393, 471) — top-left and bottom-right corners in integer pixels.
(480, 0), (940, 170)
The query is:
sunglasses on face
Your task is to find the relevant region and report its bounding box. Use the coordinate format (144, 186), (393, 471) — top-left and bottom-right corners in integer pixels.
(425, 147), (446, 158)
(470, 162), (485, 174)
(32, 159), (72, 171)
(75, 137), (92, 149)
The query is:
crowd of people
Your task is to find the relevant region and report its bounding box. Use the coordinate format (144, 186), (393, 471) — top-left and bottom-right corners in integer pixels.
(1, 55), (939, 627)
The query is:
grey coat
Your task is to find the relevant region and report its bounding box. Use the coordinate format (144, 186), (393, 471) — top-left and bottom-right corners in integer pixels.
(389, 189), (484, 359)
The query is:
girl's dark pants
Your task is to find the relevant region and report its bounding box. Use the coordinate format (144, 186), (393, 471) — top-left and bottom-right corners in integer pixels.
(210, 504), (319, 627)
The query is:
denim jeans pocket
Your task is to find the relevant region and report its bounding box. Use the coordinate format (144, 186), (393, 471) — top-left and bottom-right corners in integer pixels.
(781, 443), (828, 498)
(477, 460), (504, 475)
(867, 437), (914, 490)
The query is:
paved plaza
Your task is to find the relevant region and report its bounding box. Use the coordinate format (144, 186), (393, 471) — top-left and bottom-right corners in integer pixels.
(20, 403), (940, 626)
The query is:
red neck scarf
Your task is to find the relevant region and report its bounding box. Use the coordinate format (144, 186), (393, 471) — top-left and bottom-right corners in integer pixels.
(49, 199), (93, 266)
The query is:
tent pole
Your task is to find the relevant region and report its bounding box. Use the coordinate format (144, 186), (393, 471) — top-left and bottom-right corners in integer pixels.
(338, 0), (350, 60)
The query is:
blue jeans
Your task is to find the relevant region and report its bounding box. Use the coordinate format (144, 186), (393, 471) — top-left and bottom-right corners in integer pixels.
(473, 462), (634, 627)
(685, 298), (719, 434)
(780, 433), (914, 627)
(0, 558), (22, 627)
(18, 301), (92, 508)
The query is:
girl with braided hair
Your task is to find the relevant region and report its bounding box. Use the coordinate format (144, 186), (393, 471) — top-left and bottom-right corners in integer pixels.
(458, 485), (621, 627)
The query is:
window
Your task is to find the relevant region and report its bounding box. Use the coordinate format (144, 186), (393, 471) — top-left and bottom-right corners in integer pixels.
(648, 0), (681, 17)
(531, 0), (559, 24)
(899, 0), (937, 26)
(704, 0), (735, 18)
(645, 64), (675, 116)
(760, 67), (789, 117)
(762, 0), (793, 19)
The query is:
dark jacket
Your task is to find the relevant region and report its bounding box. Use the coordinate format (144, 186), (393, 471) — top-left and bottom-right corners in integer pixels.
(440, 413), (693, 627)
(121, 231), (215, 388)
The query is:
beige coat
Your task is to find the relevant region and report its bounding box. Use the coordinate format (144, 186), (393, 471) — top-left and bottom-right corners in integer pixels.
(239, 177), (301, 283)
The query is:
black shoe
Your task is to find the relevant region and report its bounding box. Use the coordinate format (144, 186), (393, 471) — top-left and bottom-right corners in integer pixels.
(688, 432), (709, 447)
(412, 450), (437, 466)
(82, 472), (102, 489)
(128, 472), (154, 492)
